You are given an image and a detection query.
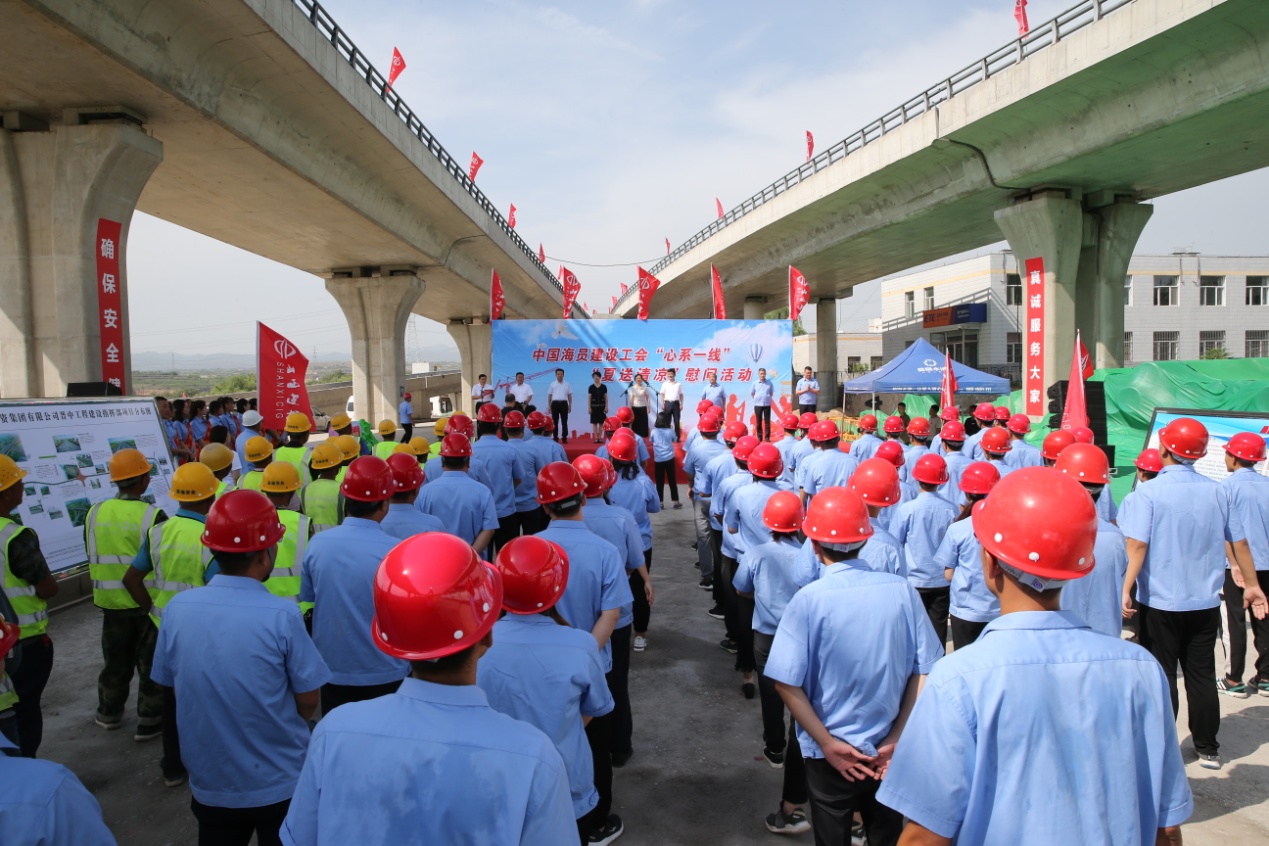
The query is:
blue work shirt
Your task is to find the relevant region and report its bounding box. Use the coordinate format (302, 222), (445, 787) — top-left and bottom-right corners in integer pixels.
(794, 377), (819, 405)
(683, 437), (727, 494)
(280, 678), (575, 845)
(963, 426), (987, 462)
(596, 435), (650, 465)
(733, 536), (812, 635)
(414, 472), (500, 547)
(800, 449), (858, 498)
(190, 416), (209, 444)
(877, 612), (1193, 844)
(507, 437), (548, 513)
(235, 428), (260, 472)
(0, 735), (116, 845)
(1096, 485), (1119, 523)
(1061, 518), (1128, 638)
(379, 502), (445, 541)
(582, 499), (643, 629)
(650, 427), (677, 462)
(1118, 463), (1243, 611)
(850, 431), (882, 462)
(938, 450), (973, 502)
(787, 436), (815, 475)
(477, 614), (614, 818)
(765, 559), (942, 757)
(901, 443), (929, 483)
(299, 517), (408, 686)
(876, 479), (917, 535)
(151, 575), (332, 808)
(423, 454), (495, 494)
(750, 379), (774, 406)
(936, 517), (999, 623)
(774, 433), (799, 472)
(397, 400), (411, 425)
(864, 518), (905, 577)
(607, 472), (661, 550)
(701, 452), (741, 527)
(712, 471), (752, 560)
(472, 436), (525, 518)
(892, 491), (959, 588)
(536, 520), (632, 672)
(1225, 467), (1269, 569)
(701, 384), (728, 407)
(726, 478), (790, 564)
(526, 434), (568, 466)
(1003, 438), (1044, 470)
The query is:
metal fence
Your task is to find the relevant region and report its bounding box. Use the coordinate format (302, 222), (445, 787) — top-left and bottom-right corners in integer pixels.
(290, 0), (563, 292)
(615, 0), (1138, 310)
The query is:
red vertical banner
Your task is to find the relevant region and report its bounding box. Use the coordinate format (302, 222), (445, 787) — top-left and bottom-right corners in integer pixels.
(538, 243), (546, 264)
(1061, 330), (1089, 430)
(1014, 0), (1030, 36)
(939, 349), (958, 415)
(387, 47), (407, 89)
(490, 269), (505, 320)
(636, 266), (661, 321)
(508, 204), (517, 228)
(715, 198), (725, 219)
(560, 267), (581, 317)
(1023, 257), (1046, 416)
(788, 265), (810, 322)
(96, 219), (127, 392)
(711, 265), (727, 319)
(665, 237), (671, 256)
(806, 130), (815, 161)
(256, 323), (314, 432)
(469, 152), (484, 182)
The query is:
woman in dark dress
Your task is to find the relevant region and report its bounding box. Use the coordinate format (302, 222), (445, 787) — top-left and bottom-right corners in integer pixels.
(588, 370), (609, 442)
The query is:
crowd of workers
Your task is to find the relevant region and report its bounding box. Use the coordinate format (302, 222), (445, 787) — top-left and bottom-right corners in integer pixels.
(0, 375), (1267, 846)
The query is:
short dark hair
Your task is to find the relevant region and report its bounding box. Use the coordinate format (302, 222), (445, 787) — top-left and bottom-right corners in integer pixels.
(478, 373), (487, 379)
(556, 368), (565, 374)
(344, 498), (386, 518)
(515, 372), (524, 378)
(212, 550), (257, 576)
(441, 456), (469, 470)
(154, 395), (168, 403)
(667, 368), (677, 375)
(410, 643), (477, 676)
(546, 496), (584, 518)
(209, 425), (229, 445)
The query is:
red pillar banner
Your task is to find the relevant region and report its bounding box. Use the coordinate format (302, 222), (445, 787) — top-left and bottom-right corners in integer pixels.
(1024, 257), (1046, 416)
(788, 265), (810, 322)
(560, 267), (581, 317)
(711, 265), (727, 319)
(490, 269), (505, 320)
(96, 219), (127, 392)
(636, 266), (661, 321)
(939, 349), (958, 416)
(469, 152), (484, 182)
(257, 323), (314, 431)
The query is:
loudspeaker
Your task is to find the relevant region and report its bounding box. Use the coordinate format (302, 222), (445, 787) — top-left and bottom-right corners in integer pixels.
(66, 381), (122, 397)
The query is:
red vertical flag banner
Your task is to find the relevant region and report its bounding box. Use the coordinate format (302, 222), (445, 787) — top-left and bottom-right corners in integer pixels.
(1061, 331), (1090, 430)
(387, 47), (407, 89)
(508, 204), (517, 228)
(1023, 257), (1046, 416)
(560, 267), (581, 318)
(490, 270), (505, 320)
(538, 243), (546, 264)
(257, 323), (314, 432)
(710, 265), (727, 319)
(788, 265), (810, 322)
(469, 152), (484, 182)
(636, 267), (661, 321)
(939, 349), (958, 416)
(1079, 335), (1094, 380)
(715, 198), (725, 219)
(95, 219), (127, 392)
(806, 130), (815, 161)
(665, 237), (671, 256)
(619, 282), (628, 295)
(611, 295), (618, 311)
(1014, 0), (1030, 36)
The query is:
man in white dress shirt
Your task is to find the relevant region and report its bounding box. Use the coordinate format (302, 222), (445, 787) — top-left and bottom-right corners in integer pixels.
(546, 369), (573, 443)
(509, 372), (534, 409)
(660, 368), (684, 441)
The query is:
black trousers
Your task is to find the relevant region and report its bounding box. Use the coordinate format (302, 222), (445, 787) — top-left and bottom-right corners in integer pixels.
(608, 624), (633, 756)
(804, 758), (903, 846)
(1140, 605), (1221, 756)
(631, 550), (652, 633)
(162, 686), (185, 779)
(98, 610), (164, 726)
(799, 403), (817, 416)
(754, 405), (772, 441)
(653, 460), (679, 503)
(551, 401), (569, 441)
(1224, 569), (1269, 683)
(665, 400), (681, 441)
(519, 507), (549, 536)
(191, 796), (289, 846)
(753, 631), (808, 806)
(632, 407), (649, 438)
(320, 679), (402, 717)
(950, 615), (988, 651)
(492, 513), (520, 556)
(917, 586), (951, 647)
(10, 634), (53, 757)
(719, 554), (754, 671)
(584, 710), (614, 824)
(400, 423), (413, 443)
(709, 528), (724, 606)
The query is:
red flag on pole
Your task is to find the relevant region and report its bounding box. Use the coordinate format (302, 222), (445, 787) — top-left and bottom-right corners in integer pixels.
(611, 295), (618, 310)
(490, 270), (505, 320)
(1014, 0), (1030, 35)
(806, 130), (814, 161)
(1079, 335), (1094, 380)
(715, 198), (725, 219)
(665, 237), (671, 256)
(583, 301), (590, 313)
(1061, 330), (1090, 430)
(560, 267), (581, 318)
(508, 204), (517, 228)
(387, 47), (407, 89)
(620, 282), (628, 295)
(469, 152), (484, 182)
(788, 265), (810, 322)
(257, 323), (314, 433)
(636, 267), (661, 321)
(939, 349), (958, 417)
(711, 265), (727, 319)
(538, 243), (546, 264)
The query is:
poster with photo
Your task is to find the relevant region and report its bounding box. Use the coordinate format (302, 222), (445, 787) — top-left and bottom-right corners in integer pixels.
(1142, 408), (1269, 484)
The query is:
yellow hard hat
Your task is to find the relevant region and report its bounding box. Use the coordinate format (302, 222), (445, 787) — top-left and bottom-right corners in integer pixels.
(409, 437), (431, 455)
(108, 448), (152, 482)
(330, 413), (352, 430)
(170, 462), (218, 502)
(334, 435), (360, 461)
(262, 461), (302, 493)
(285, 412), (312, 434)
(392, 442), (418, 456)
(377, 419), (397, 437)
(434, 417), (449, 435)
(199, 443), (234, 473)
(309, 441), (343, 471)
(0, 455), (27, 493)
(245, 436), (274, 463)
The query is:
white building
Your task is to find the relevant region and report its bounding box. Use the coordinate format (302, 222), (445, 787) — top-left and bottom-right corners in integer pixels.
(793, 332), (884, 377)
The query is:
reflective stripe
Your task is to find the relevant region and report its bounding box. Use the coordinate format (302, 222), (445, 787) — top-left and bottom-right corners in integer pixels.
(86, 500), (160, 610)
(271, 567), (296, 578)
(0, 524), (19, 548)
(87, 554), (134, 565)
(92, 579), (128, 591)
(1, 518), (48, 638)
(4, 584), (35, 598)
(14, 609), (47, 627)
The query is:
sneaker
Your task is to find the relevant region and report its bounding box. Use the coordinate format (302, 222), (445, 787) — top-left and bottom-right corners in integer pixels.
(133, 723), (162, 742)
(762, 746), (785, 769)
(587, 813), (624, 845)
(765, 806), (811, 835)
(719, 638), (738, 654)
(707, 605), (725, 620)
(673, 501), (683, 509)
(1252, 678), (1269, 696)
(1198, 754), (1222, 770)
(1217, 678), (1250, 698)
(94, 716), (121, 731)
(698, 577), (713, 590)
(851, 821), (866, 846)
(633, 635), (647, 652)
(163, 770), (188, 788)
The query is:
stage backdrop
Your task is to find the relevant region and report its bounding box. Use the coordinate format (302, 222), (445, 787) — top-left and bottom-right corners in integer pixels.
(492, 320), (794, 439)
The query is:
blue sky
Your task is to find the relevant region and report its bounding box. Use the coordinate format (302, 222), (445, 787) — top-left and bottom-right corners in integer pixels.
(126, 0), (1269, 355)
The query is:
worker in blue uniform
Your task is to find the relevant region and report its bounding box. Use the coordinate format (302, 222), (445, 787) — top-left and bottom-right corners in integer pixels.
(503, 410), (550, 536)
(378, 452), (444, 540)
(798, 421), (858, 506)
(473, 403), (525, 551)
(414, 434), (499, 556)
(683, 413), (727, 590)
(891, 453), (959, 644)
(1001, 414), (1043, 469)
(1219, 432), (1269, 697)
(934, 462), (1002, 649)
(1054, 444), (1128, 639)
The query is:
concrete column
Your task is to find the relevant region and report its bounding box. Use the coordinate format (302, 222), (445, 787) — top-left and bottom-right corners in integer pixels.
(446, 320), (491, 415)
(0, 121), (161, 397)
(743, 296), (767, 320)
(815, 298), (838, 411)
(326, 273), (424, 426)
(1075, 201), (1153, 369)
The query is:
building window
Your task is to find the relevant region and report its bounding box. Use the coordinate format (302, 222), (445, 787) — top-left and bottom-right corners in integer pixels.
(1247, 330), (1269, 359)
(904, 291), (915, 320)
(1006, 332), (1022, 364)
(870, 355), (883, 370)
(944, 331), (979, 368)
(1198, 330), (1226, 357)
(1152, 331), (1179, 361)
(1124, 275), (1133, 306)
(924, 287), (935, 311)
(1247, 277), (1268, 306)
(847, 356), (861, 372)
(1006, 274), (1022, 306)
(1123, 332), (1133, 364)
(1199, 276), (1225, 306)
(1153, 275), (1178, 306)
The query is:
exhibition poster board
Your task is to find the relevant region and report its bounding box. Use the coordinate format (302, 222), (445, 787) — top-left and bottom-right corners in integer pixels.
(1142, 407), (1269, 484)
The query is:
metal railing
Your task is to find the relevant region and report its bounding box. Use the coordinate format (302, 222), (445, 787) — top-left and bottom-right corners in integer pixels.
(616, 0), (1137, 309)
(290, 0), (563, 293)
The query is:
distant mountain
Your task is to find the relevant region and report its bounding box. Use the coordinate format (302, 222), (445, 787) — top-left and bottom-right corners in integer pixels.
(132, 342), (458, 372)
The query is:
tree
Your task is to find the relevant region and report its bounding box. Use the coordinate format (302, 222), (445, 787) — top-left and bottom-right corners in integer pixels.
(765, 306), (805, 336)
(1200, 346), (1230, 360)
(212, 372), (257, 393)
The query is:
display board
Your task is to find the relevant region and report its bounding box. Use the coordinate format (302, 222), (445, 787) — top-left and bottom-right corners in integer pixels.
(491, 319), (794, 438)
(0, 398), (177, 574)
(1142, 407), (1269, 484)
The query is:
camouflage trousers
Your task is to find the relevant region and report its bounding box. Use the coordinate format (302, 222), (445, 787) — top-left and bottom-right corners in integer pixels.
(98, 610), (164, 727)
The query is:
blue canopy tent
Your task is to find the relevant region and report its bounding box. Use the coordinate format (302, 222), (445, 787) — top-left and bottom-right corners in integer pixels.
(842, 338), (1009, 396)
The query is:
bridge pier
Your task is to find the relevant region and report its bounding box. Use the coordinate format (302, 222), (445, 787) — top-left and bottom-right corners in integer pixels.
(743, 296), (767, 320)
(815, 298), (838, 412)
(0, 119), (161, 398)
(446, 319), (491, 416)
(326, 271), (423, 428)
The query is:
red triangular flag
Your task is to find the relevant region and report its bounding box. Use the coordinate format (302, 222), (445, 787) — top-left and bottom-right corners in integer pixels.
(711, 265), (727, 319)
(611, 295), (618, 310)
(538, 243), (546, 264)
(508, 204), (517, 229)
(788, 266), (810, 322)
(1061, 331), (1090, 430)
(939, 349), (958, 416)
(715, 198), (725, 219)
(469, 152), (484, 182)
(560, 267), (581, 318)
(1079, 336), (1094, 380)
(387, 47), (407, 89)
(490, 270), (505, 321)
(620, 282), (628, 295)
(636, 267), (661, 321)
(1014, 0), (1030, 36)
(806, 130), (814, 161)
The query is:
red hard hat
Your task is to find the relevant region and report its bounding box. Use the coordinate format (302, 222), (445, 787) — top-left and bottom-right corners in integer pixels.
(973, 402), (996, 422)
(497, 536), (569, 614)
(747, 443), (784, 479)
(341, 456), (395, 502)
(731, 435), (760, 462)
(940, 421), (966, 442)
(808, 420), (840, 443)
(696, 399), (713, 414)
(940, 405), (960, 421)
(1225, 432), (1267, 463)
(445, 414), (475, 439)
(959, 461), (1001, 495)
(386, 452), (425, 492)
(616, 407), (635, 424)
(883, 415), (905, 434)
(1007, 414), (1032, 435)
(403, 392), (411, 401)
(477, 403), (503, 424)
(875, 440), (905, 468)
(0, 619), (19, 659)
(781, 413), (801, 430)
(1055, 442), (1110, 485)
(1135, 448), (1163, 473)
(503, 410), (526, 429)
(573, 454), (612, 498)
(802, 487), (874, 543)
(849, 458), (901, 507)
(973, 467), (1096, 582)
(526, 411), (548, 430)
(859, 414), (878, 433)
(543, 418), (555, 433)
(981, 427), (1012, 455)
(1071, 426), (1095, 444)
(710, 404), (725, 416)
(537, 461), (587, 504)
(912, 453), (949, 486)
(372, 533), (502, 661)
(602, 416), (621, 433)
(762, 491), (804, 534)
(200, 490), (286, 553)
(994, 406), (1011, 421)
(798, 412), (819, 429)
(607, 430), (639, 464)
(1041, 430), (1075, 461)
(697, 414), (721, 433)
(907, 417), (931, 437)
(439, 433), (473, 458)
(724, 421), (749, 442)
